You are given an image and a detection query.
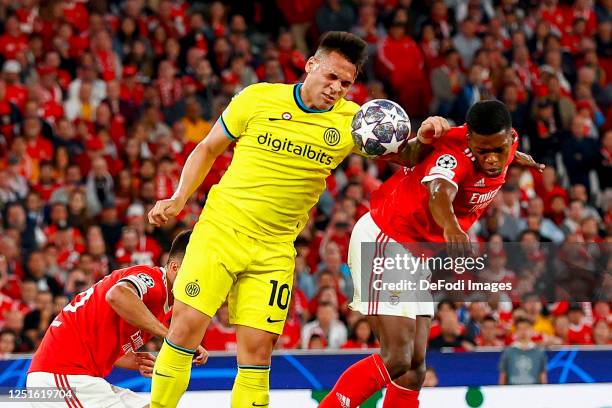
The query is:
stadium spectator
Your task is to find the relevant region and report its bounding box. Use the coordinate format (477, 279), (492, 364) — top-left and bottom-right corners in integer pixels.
(0, 0), (606, 360)
(475, 315), (504, 347)
(429, 310), (475, 351)
(22, 290), (53, 348)
(430, 48), (465, 116)
(499, 317), (547, 385)
(567, 304), (593, 345)
(465, 302), (489, 339)
(0, 328), (17, 359)
(592, 319), (611, 345)
(341, 318), (378, 349)
(423, 366), (439, 387)
(522, 293), (555, 337)
(301, 301), (347, 349)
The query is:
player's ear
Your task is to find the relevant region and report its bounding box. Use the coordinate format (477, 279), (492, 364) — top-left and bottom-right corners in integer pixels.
(305, 57), (317, 74)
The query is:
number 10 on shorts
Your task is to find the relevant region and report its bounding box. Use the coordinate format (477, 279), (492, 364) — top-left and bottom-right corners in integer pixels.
(268, 280), (290, 310)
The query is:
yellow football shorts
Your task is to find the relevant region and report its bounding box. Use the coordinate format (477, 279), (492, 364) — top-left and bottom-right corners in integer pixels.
(173, 218), (295, 334)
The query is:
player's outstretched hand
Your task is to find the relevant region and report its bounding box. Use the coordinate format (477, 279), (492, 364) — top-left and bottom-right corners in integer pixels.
(135, 352), (156, 378)
(417, 116), (451, 144)
(513, 151), (545, 173)
(193, 345), (209, 366)
(443, 225), (472, 258)
(148, 197), (185, 227)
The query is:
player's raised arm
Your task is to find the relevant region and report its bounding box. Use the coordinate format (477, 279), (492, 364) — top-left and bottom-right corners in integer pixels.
(105, 281), (169, 338)
(513, 150), (545, 172)
(425, 178), (471, 256)
(384, 116), (451, 167)
(148, 121), (232, 226)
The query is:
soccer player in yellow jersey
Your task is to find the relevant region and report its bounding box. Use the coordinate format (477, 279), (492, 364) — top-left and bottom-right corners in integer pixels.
(147, 32), (450, 408)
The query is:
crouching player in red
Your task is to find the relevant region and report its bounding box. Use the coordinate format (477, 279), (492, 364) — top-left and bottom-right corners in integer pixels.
(27, 230), (207, 408)
(320, 101), (544, 407)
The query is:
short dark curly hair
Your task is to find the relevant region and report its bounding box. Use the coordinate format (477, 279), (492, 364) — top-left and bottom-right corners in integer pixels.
(466, 100), (512, 135)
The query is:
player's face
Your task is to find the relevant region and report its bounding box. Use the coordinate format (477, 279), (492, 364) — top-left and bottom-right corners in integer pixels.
(467, 130), (513, 177)
(303, 51), (357, 110)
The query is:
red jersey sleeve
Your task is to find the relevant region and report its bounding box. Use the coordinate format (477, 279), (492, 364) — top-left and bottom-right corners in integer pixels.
(117, 268), (166, 309)
(420, 149), (472, 190)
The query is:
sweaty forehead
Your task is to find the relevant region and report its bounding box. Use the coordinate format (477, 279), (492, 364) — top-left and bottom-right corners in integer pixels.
(318, 51), (357, 81)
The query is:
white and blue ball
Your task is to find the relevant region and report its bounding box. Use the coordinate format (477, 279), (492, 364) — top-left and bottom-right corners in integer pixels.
(351, 99), (411, 157)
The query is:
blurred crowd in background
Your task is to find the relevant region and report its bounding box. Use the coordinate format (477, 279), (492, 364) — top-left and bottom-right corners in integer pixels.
(0, 0), (611, 362)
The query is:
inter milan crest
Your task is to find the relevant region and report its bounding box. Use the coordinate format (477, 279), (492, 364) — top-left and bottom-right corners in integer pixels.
(185, 281), (201, 297)
(324, 128), (341, 146)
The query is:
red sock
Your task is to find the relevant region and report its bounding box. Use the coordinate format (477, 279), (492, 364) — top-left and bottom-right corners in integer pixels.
(319, 354), (391, 408)
(382, 381), (420, 408)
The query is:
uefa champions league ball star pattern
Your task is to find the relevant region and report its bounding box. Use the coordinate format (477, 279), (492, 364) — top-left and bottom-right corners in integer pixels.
(351, 99), (411, 157)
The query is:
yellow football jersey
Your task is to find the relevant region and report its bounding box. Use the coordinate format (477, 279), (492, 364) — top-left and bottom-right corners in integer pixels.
(201, 82), (358, 242)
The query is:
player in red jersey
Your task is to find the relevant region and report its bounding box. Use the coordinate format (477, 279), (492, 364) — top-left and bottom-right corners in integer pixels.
(27, 230), (207, 408)
(320, 101), (544, 408)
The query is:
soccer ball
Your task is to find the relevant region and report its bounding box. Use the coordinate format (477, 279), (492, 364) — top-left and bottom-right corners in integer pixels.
(351, 99), (411, 157)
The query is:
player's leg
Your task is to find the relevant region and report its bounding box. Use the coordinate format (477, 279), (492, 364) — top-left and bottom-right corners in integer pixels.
(28, 372), (127, 408)
(231, 325), (278, 408)
(382, 315), (432, 408)
(151, 301), (211, 408)
(111, 384), (150, 408)
(320, 213), (400, 407)
(151, 220), (246, 408)
(228, 238), (295, 408)
(319, 314), (415, 408)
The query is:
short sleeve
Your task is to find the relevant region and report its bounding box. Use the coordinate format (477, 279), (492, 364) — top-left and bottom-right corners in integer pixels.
(219, 85), (256, 141)
(539, 349), (548, 373)
(118, 271), (164, 306)
(420, 151), (471, 190)
(498, 348), (508, 374)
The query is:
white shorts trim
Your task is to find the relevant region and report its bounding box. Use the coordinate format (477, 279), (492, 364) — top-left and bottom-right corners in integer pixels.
(348, 212), (434, 319)
(26, 372), (148, 408)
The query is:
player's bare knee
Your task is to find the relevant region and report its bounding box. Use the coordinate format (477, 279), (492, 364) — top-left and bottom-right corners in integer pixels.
(167, 302), (211, 347)
(237, 329), (277, 366)
(381, 345), (413, 379)
(407, 361), (427, 389)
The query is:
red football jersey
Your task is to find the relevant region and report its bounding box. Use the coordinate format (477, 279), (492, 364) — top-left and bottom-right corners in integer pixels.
(568, 323), (593, 345)
(371, 125), (518, 242)
(28, 265), (169, 377)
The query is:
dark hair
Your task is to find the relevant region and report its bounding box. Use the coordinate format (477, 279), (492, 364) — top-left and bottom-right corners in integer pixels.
(514, 316), (533, 326)
(568, 304), (584, 314)
(466, 100), (512, 135)
(348, 317), (377, 344)
(316, 31), (368, 70)
(168, 230), (192, 262)
(482, 315), (497, 324)
(294, 236), (309, 248)
(437, 299), (456, 312)
(0, 328), (17, 337)
(318, 301), (336, 310)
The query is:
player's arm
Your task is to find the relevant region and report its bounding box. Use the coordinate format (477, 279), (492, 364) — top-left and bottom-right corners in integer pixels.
(425, 178), (471, 255)
(114, 351), (158, 377)
(105, 281), (169, 338)
(513, 151), (545, 172)
(148, 121), (232, 226)
(498, 350), (508, 385)
(114, 352), (139, 370)
(382, 116), (451, 167)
